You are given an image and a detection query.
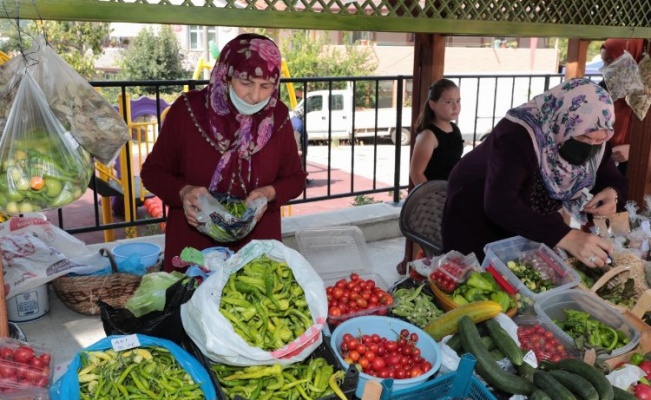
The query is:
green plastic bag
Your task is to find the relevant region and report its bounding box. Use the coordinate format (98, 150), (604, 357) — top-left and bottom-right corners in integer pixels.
(125, 271), (184, 317)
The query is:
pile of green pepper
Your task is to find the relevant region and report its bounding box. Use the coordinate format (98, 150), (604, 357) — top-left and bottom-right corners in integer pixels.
(390, 284), (442, 328)
(220, 255), (314, 351)
(450, 271), (515, 313)
(212, 358), (347, 400)
(554, 309), (630, 352)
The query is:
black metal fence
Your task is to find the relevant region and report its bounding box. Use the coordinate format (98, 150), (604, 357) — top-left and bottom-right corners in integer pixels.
(56, 72), (599, 239)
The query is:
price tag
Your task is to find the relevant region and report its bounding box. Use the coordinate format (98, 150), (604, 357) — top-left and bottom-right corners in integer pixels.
(523, 350), (538, 368)
(111, 334), (141, 352)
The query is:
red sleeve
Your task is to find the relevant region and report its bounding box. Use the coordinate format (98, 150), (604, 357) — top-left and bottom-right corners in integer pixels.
(483, 125), (572, 248)
(140, 96), (192, 208)
(268, 110), (307, 208)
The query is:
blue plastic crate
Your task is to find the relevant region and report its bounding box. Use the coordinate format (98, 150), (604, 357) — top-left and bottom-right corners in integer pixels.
(379, 354), (496, 400)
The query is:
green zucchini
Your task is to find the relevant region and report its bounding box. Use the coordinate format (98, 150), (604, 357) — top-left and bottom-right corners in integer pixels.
(549, 370), (598, 400)
(612, 386), (638, 400)
(556, 359), (614, 400)
(446, 333), (462, 353)
(485, 318), (523, 366)
(517, 360), (536, 383)
(489, 348), (506, 361)
(458, 315), (536, 395)
(530, 389), (553, 400)
(480, 335), (496, 351)
(533, 370), (577, 400)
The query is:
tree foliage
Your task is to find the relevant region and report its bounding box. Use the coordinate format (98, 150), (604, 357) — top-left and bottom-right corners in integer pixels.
(0, 20), (110, 79)
(119, 25), (189, 95)
(552, 38), (604, 66)
(280, 31), (378, 107)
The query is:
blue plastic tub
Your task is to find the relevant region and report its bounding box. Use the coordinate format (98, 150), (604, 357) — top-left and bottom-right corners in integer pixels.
(111, 242), (161, 268)
(330, 315), (441, 398)
(380, 354), (496, 400)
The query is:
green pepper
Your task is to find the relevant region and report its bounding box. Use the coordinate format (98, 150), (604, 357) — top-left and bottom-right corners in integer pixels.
(490, 291), (511, 312)
(630, 353), (645, 366)
(466, 272), (495, 291)
(452, 294), (469, 305)
(464, 287), (488, 302)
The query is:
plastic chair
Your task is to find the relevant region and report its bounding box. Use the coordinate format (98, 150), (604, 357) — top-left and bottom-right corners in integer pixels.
(399, 180), (447, 258)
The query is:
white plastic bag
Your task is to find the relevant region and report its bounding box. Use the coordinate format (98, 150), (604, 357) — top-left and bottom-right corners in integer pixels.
(181, 239), (328, 366)
(196, 192), (266, 243)
(0, 216), (89, 259)
(601, 50), (645, 100)
(626, 53), (651, 120)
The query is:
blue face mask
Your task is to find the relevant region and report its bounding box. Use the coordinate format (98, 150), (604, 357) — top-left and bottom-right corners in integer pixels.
(229, 85), (270, 115)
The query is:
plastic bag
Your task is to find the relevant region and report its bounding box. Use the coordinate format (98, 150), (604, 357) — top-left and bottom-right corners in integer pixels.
(196, 191), (267, 242)
(100, 276), (198, 344)
(626, 53), (651, 120)
(49, 333), (217, 400)
(0, 55), (24, 135)
(0, 72), (93, 215)
(125, 271), (184, 317)
(601, 50), (645, 100)
(31, 37), (130, 165)
(181, 239), (328, 366)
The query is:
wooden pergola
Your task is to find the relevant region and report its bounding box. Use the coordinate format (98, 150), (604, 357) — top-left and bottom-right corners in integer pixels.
(0, 0), (650, 335)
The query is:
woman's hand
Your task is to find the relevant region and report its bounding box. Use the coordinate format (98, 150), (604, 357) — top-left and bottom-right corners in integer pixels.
(245, 186), (275, 221)
(557, 229), (613, 267)
(583, 187), (618, 217)
(612, 144), (630, 163)
(179, 185), (209, 227)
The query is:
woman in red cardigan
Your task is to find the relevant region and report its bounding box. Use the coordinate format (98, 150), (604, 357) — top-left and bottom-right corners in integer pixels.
(141, 34), (306, 271)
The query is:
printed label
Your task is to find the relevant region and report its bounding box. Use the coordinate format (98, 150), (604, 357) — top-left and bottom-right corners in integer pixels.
(523, 350), (538, 368)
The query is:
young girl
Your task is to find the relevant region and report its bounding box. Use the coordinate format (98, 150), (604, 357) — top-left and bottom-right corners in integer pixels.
(409, 78), (463, 185)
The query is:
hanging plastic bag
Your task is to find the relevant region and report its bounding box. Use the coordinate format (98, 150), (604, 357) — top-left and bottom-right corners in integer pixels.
(626, 53), (651, 120)
(0, 72), (93, 215)
(0, 55), (24, 135)
(601, 50), (645, 100)
(196, 191), (267, 242)
(125, 271), (185, 317)
(181, 240), (328, 366)
(31, 37), (130, 165)
(49, 333), (217, 400)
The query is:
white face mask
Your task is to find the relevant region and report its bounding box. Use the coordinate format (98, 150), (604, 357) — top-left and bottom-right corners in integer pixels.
(229, 85), (270, 115)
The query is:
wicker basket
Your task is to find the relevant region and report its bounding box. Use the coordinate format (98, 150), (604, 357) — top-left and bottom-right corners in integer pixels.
(428, 279), (518, 317)
(52, 248), (158, 316)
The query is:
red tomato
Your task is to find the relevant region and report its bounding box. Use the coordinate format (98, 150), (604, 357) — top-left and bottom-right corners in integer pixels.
(14, 346), (35, 365)
(635, 384), (651, 400)
(29, 357), (45, 370)
(328, 306), (342, 317)
(0, 348), (13, 360)
(0, 361), (15, 378)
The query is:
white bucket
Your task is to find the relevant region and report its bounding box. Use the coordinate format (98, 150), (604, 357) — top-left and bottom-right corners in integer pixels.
(7, 284), (50, 323)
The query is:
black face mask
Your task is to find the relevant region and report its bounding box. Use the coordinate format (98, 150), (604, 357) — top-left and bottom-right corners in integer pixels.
(558, 138), (601, 165)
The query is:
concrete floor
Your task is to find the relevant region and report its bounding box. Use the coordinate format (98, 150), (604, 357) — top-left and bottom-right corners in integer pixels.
(17, 234), (406, 382)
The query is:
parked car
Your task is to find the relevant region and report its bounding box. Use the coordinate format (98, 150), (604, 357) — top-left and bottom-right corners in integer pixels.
(292, 89), (412, 145)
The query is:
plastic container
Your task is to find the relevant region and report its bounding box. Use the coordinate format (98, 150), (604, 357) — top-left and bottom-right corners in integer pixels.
(111, 242), (161, 268)
(7, 284), (50, 323)
(295, 227), (396, 326)
(379, 354), (496, 400)
(429, 259), (472, 293)
(330, 315), (441, 399)
(482, 236), (580, 301)
(0, 338), (54, 394)
(512, 314), (579, 362)
(534, 289), (641, 359)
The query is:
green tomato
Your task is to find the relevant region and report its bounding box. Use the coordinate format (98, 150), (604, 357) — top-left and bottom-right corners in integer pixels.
(5, 201), (18, 215)
(45, 179), (63, 198)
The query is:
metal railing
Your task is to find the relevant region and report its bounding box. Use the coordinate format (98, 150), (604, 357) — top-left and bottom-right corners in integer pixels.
(53, 72), (600, 239)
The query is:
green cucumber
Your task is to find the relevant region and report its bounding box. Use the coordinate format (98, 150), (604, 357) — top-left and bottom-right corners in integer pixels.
(530, 389), (553, 400)
(480, 335), (496, 351)
(517, 360), (536, 383)
(458, 316), (536, 395)
(556, 359), (614, 400)
(612, 386), (638, 400)
(549, 370), (598, 400)
(485, 318), (523, 366)
(489, 348), (506, 361)
(533, 370), (577, 400)
(446, 333), (462, 353)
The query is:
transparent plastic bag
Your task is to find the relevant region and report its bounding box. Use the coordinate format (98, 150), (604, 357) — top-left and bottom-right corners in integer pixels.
(31, 37), (130, 165)
(601, 50), (645, 100)
(196, 192), (267, 242)
(626, 53), (651, 120)
(0, 72), (93, 215)
(125, 271), (184, 317)
(0, 56), (24, 135)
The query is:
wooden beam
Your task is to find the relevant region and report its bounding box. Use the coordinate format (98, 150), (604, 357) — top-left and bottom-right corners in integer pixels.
(626, 112), (651, 207)
(565, 39), (590, 79)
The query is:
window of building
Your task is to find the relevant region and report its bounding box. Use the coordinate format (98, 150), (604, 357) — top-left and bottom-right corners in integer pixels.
(188, 25), (217, 51)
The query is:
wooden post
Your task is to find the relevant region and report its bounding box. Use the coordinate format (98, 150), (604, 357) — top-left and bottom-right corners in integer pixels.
(0, 256), (9, 337)
(626, 111), (651, 206)
(564, 39), (590, 79)
(397, 33), (446, 273)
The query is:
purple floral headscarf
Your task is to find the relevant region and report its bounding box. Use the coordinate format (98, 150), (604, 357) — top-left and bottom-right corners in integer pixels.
(205, 33), (282, 192)
(505, 78), (614, 221)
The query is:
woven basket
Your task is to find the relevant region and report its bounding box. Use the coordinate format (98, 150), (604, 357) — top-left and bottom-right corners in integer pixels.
(53, 248), (158, 316)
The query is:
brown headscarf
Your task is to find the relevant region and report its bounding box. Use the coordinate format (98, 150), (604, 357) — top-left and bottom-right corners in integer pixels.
(601, 39), (646, 147)
(204, 33), (283, 194)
